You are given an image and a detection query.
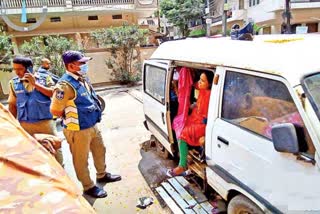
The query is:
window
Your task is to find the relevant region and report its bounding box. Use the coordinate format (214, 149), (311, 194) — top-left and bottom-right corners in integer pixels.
(27, 18), (36, 23)
(144, 65), (166, 104)
(50, 17), (61, 22)
(249, 0), (260, 7)
(88, 15), (98, 21)
(147, 19), (155, 25)
(239, 0), (244, 10)
(221, 71), (314, 153)
(112, 14), (122, 20)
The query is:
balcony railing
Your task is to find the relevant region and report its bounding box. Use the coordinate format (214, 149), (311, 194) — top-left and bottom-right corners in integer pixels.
(72, 0), (134, 5)
(0, 0), (135, 9)
(291, 0), (320, 2)
(0, 0), (66, 9)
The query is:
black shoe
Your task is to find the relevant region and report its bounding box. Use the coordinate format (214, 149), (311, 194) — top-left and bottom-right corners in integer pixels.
(96, 172), (121, 183)
(84, 186), (107, 198)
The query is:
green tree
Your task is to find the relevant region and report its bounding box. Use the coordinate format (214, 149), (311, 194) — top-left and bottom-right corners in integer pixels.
(0, 33), (13, 66)
(20, 35), (80, 77)
(160, 0), (205, 37)
(91, 24), (148, 83)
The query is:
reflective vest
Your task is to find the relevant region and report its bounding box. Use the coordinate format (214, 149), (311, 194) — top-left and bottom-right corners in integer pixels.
(11, 73), (53, 123)
(59, 74), (101, 131)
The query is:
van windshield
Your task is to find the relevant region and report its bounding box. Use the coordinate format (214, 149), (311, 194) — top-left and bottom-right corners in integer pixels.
(302, 72), (320, 120)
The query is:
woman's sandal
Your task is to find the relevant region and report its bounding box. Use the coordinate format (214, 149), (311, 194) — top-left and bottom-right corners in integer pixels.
(166, 169), (178, 178)
(166, 167), (190, 177)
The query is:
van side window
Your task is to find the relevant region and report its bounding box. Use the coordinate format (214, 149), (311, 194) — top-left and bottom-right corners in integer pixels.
(221, 71), (315, 154)
(144, 65), (166, 104)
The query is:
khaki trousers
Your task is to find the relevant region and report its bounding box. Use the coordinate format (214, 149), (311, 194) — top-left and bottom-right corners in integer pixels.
(63, 125), (106, 191)
(20, 119), (64, 165)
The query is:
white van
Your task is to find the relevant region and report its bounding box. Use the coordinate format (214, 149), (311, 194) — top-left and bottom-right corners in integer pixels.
(142, 34), (320, 213)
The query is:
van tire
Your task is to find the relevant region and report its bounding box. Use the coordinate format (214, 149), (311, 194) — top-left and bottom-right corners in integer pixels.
(228, 195), (264, 214)
(155, 140), (169, 159)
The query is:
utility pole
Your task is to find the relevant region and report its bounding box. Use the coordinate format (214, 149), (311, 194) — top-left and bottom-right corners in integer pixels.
(205, 0), (212, 37)
(222, 0), (228, 36)
(157, 0), (161, 32)
(284, 0), (291, 34)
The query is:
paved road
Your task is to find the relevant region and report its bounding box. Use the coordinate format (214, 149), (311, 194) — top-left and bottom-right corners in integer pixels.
(58, 89), (172, 213)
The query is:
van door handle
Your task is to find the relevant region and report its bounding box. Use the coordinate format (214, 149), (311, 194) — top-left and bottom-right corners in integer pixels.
(218, 136), (229, 146)
(161, 112), (165, 125)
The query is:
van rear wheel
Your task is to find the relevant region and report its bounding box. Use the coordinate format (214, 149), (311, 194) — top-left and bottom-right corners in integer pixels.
(228, 195), (264, 214)
(155, 140), (169, 159)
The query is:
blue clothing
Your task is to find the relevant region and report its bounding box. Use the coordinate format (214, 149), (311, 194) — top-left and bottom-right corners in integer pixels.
(38, 67), (59, 84)
(59, 74), (101, 130)
(11, 73), (53, 123)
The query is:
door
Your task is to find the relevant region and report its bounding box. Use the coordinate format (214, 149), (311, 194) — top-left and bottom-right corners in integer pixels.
(208, 67), (320, 213)
(143, 60), (172, 153)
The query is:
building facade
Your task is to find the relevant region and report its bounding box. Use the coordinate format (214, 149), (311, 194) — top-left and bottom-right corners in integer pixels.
(210, 0), (320, 34)
(0, 0), (158, 47)
(0, 0), (158, 97)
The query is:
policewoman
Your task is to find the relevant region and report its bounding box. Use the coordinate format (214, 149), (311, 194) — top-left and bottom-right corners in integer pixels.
(7, 56), (63, 165)
(50, 51), (121, 198)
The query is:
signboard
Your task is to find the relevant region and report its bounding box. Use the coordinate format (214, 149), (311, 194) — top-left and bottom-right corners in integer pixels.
(296, 26), (308, 34)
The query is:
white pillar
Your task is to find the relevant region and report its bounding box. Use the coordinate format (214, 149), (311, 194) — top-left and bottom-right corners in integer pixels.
(271, 25), (281, 34)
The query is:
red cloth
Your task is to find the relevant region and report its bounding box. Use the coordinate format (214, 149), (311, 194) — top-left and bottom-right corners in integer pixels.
(172, 67), (193, 138)
(180, 89), (211, 146)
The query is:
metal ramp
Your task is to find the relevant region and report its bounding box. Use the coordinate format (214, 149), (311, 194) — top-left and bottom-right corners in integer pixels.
(156, 176), (214, 214)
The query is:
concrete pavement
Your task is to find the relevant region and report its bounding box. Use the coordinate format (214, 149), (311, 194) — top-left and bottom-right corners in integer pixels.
(58, 89), (171, 213)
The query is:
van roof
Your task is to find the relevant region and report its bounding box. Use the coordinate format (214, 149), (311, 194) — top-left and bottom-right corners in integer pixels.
(150, 34), (320, 86)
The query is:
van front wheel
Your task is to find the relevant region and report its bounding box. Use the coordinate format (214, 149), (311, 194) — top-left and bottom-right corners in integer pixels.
(228, 195), (264, 214)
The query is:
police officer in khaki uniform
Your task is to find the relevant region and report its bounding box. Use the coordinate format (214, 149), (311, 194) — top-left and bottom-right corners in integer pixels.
(8, 56), (63, 165)
(50, 51), (121, 198)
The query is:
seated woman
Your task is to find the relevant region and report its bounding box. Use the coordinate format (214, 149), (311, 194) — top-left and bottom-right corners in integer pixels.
(167, 70), (214, 177)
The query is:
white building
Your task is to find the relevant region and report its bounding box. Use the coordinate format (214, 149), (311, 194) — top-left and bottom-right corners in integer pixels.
(210, 0), (320, 34)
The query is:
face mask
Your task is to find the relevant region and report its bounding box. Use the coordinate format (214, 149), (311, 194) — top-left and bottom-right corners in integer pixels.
(77, 63), (89, 75)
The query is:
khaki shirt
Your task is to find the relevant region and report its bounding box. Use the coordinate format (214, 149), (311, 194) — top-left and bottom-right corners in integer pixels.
(51, 72), (92, 115)
(51, 82), (76, 115)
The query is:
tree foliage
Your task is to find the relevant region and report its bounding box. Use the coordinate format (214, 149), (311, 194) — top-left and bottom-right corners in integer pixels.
(0, 33), (13, 65)
(91, 24), (148, 83)
(20, 35), (80, 77)
(160, 0), (205, 37)
(189, 28), (206, 37)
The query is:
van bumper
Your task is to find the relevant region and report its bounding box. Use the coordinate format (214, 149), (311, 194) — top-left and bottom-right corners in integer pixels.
(143, 120), (149, 130)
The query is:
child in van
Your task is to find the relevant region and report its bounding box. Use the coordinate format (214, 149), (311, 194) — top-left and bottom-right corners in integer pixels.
(167, 70), (214, 177)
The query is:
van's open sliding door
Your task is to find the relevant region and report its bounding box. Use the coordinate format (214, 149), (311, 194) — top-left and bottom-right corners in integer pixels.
(143, 60), (174, 155)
